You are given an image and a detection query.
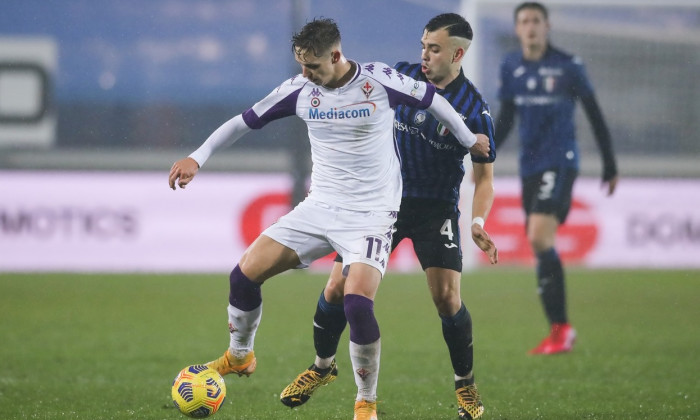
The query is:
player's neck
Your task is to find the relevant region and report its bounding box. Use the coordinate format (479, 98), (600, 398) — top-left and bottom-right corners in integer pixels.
(429, 66), (460, 90)
(522, 42), (547, 61)
(327, 60), (355, 89)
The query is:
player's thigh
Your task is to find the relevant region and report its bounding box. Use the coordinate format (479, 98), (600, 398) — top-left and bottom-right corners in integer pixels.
(522, 168), (577, 223)
(240, 234), (301, 282)
(262, 200), (336, 268)
(324, 261), (346, 304)
(330, 209), (397, 279)
(344, 262), (382, 300)
(411, 211), (463, 272)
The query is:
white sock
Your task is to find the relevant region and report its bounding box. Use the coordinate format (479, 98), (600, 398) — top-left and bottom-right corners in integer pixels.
(349, 339), (380, 402)
(314, 355), (335, 369)
(455, 372), (474, 382)
(227, 303), (262, 358)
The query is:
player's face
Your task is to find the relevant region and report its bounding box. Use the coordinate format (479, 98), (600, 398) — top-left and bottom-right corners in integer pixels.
(420, 29), (453, 86)
(294, 47), (336, 87)
(515, 8), (549, 50)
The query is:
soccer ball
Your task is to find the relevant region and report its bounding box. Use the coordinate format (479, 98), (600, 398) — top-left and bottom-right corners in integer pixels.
(171, 365), (227, 418)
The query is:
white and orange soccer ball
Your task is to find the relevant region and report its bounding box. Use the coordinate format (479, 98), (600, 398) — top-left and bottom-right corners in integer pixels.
(171, 365), (226, 418)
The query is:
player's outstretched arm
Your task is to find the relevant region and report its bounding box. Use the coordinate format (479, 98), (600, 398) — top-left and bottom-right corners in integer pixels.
(168, 114), (252, 190)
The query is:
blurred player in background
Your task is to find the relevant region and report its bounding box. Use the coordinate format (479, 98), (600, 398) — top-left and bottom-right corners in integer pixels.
(280, 14), (497, 420)
(168, 17), (490, 420)
(494, 2), (618, 355)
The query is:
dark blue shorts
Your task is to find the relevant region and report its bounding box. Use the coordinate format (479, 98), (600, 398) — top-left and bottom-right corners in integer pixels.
(521, 168), (578, 223)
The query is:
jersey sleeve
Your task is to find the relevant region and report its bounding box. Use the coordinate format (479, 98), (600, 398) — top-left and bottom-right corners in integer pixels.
(241, 76), (305, 129)
(497, 57), (514, 102)
(468, 102), (497, 164)
(365, 62), (436, 110)
(569, 56), (595, 98)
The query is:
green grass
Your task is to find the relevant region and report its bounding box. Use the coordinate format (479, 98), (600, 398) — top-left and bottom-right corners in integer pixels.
(1, 269), (698, 419)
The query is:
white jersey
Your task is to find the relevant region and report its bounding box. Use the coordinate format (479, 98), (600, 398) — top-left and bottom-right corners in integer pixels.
(242, 61), (436, 211)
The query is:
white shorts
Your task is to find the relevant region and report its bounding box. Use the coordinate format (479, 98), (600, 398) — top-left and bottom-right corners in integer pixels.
(262, 199), (397, 277)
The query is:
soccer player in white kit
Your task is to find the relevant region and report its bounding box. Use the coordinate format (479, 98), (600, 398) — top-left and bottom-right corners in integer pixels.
(168, 18), (491, 420)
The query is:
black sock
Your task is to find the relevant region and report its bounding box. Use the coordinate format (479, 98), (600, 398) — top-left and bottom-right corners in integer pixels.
(313, 290), (347, 359)
(536, 247), (567, 324)
(440, 302), (474, 381)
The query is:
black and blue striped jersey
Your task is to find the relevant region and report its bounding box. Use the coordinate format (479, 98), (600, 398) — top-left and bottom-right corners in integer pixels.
(393, 62), (496, 206)
(496, 46), (616, 180)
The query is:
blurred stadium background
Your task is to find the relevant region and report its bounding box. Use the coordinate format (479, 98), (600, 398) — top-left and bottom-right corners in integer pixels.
(1, 0), (699, 271)
(1, 2), (699, 419)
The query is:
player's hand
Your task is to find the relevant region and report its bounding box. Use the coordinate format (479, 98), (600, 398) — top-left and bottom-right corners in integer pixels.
(471, 223), (498, 264)
(603, 175), (618, 196)
(469, 134), (490, 158)
(169, 157), (200, 190)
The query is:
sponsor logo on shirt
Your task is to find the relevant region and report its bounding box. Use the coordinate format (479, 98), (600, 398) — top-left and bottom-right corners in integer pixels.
(308, 101), (376, 120)
(538, 66), (564, 77)
(428, 139), (458, 151)
(309, 87), (324, 107)
(514, 95), (563, 106)
(394, 120), (420, 135)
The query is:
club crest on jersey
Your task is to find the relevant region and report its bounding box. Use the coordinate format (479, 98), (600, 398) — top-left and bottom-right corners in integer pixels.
(361, 81), (374, 99)
(413, 111), (426, 125)
(436, 122), (450, 136)
(527, 77), (537, 91)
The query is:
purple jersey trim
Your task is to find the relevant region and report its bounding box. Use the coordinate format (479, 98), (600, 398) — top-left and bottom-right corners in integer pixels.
(384, 82), (436, 110)
(348, 61), (361, 84)
(242, 87), (303, 129)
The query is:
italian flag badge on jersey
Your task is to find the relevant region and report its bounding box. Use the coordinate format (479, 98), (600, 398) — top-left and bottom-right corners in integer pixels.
(437, 122), (450, 136)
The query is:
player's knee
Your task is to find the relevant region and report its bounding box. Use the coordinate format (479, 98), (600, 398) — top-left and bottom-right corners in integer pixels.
(528, 233), (553, 253)
(433, 294), (461, 317)
(324, 282), (344, 304)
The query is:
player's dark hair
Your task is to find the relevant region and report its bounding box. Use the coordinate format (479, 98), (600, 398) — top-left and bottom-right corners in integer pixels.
(424, 13), (473, 41)
(514, 2), (549, 22)
(291, 17), (341, 58)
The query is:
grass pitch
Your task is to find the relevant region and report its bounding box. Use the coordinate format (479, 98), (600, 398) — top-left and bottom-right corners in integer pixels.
(0, 269), (698, 419)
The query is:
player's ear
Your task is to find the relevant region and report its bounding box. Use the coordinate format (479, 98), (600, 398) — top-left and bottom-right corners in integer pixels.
(453, 47), (465, 63)
(330, 50), (340, 64)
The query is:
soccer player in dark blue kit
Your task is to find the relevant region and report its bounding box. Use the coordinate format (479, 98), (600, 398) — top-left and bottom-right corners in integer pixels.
(494, 2), (618, 355)
(280, 14), (498, 420)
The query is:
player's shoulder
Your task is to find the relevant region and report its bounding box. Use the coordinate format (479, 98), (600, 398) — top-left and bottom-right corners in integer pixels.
(393, 61), (422, 78)
(359, 61), (394, 77)
(547, 45), (585, 67)
(359, 61), (414, 86)
(501, 50), (522, 67)
(500, 51), (525, 77)
(272, 74), (309, 94)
